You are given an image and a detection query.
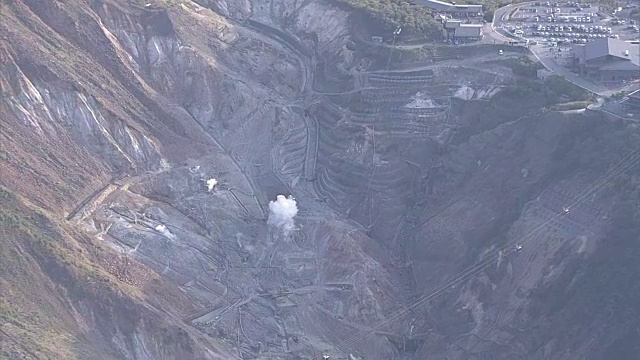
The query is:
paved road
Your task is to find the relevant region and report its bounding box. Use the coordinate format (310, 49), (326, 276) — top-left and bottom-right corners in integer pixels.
(483, 23), (509, 44)
(364, 51), (522, 74)
(529, 48), (606, 94)
(490, 1), (534, 42)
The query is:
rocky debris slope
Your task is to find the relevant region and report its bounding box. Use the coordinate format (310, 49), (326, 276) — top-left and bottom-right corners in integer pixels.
(2, 0), (640, 359)
(1, 0), (399, 358)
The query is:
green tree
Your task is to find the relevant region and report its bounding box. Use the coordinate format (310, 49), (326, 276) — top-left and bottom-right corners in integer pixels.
(334, 0), (442, 37)
(483, 10), (495, 22)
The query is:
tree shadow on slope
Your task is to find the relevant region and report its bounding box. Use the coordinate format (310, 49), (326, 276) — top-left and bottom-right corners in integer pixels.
(524, 190), (640, 359)
(522, 119), (640, 359)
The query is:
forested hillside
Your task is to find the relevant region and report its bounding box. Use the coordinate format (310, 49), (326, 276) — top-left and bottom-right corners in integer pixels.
(331, 0), (512, 38)
(332, 0), (443, 36)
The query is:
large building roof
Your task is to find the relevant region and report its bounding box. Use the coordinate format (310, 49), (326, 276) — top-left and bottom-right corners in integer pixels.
(574, 38), (640, 66)
(445, 20), (462, 29)
(598, 59), (640, 70)
(411, 0), (483, 13)
(454, 24), (483, 37)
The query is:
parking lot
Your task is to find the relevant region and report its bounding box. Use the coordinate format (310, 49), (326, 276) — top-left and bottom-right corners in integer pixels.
(500, 1), (639, 47)
(489, 1), (640, 96)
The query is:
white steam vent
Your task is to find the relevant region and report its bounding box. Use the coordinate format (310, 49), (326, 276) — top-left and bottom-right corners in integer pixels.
(206, 178), (218, 192)
(155, 223), (175, 239)
(267, 195), (298, 234)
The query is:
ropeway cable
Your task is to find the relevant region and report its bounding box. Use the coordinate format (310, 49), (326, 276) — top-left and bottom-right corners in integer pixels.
(338, 140), (640, 351)
(340, 143), (640, 349)
(340, 142), (640, 349)
(339, 145), (640, 351)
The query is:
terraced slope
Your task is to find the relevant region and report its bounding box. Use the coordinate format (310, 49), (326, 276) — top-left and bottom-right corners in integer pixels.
(302, 66), (511, 246)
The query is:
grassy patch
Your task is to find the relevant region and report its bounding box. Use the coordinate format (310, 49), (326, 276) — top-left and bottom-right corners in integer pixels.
(545, 75), (593, 102)
(505, 55), (543, 77)
(498, 75), (593, 110)
(0, 297), (21, 324)
(0, 186), (131, 302)
(0, 187), (116, 358)
(0, 213), (76, 358)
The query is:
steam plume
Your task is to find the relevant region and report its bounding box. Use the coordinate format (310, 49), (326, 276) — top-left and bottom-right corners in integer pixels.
(206, 178), (218, 192)
(267, 195), (298, 234)
(155, 223), (175, 239)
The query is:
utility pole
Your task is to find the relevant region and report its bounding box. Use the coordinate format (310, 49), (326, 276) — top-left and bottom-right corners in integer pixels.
(385, 26), (402, 70)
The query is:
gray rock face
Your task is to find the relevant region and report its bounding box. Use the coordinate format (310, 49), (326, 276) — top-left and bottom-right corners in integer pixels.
(2, 0), (638, 359)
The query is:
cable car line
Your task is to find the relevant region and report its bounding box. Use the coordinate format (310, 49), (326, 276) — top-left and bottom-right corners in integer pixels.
(339, 141), (640, 351)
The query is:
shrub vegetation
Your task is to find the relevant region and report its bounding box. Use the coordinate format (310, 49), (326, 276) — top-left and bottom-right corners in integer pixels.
(333, 0), (443, 36)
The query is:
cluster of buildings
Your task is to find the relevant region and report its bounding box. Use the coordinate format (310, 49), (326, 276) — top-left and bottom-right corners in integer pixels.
(410, 0), (485, 42)
(371, 0), (485, 43)
(443, 20), (484, 43)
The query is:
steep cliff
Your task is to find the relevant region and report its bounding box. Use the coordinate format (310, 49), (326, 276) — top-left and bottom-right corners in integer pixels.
(2, 0), (639, 359)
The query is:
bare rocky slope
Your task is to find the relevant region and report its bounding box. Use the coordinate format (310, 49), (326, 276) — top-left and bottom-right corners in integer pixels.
(1, 0), (639, 359)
